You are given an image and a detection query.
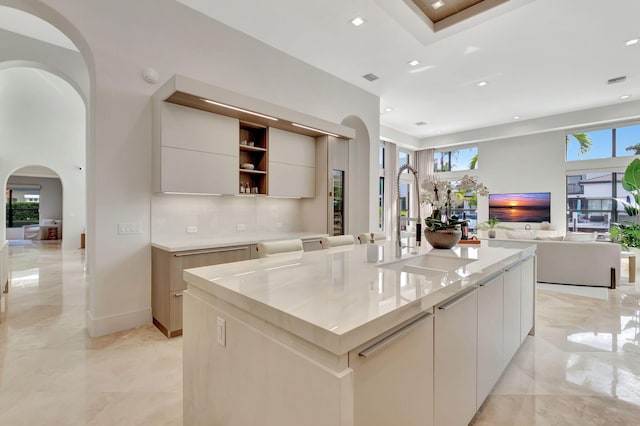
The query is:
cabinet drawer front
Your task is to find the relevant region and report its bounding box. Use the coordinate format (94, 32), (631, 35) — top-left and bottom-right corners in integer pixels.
(172, 246), (251, 291)
(161, 147), (237, 194)
(161, 102), (238, 155)
(269, 162), (315, 197)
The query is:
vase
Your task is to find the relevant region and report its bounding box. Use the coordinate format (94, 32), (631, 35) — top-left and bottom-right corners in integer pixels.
(488, 229), (496, 238)
(424, 229), (462, 249)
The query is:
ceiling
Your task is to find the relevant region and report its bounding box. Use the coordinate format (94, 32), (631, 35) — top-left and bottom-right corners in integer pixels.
(1, 1), (639, 141)
(176, 0), (640, 139)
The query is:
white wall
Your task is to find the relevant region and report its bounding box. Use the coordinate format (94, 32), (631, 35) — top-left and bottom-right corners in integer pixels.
(0, 67), (85, 250)
(8, 0), (380, 336)
(7, 175), (63, 223)
(474, 131), (567, 230)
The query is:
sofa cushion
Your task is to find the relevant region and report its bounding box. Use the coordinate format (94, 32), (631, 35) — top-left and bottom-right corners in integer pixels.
(564, 231), (597, 242)
(535, 236), (564, 241)
(506, 230), (536, 240)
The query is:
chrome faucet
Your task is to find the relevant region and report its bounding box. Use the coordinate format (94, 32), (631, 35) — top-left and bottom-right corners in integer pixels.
(396, 164), (421, 258)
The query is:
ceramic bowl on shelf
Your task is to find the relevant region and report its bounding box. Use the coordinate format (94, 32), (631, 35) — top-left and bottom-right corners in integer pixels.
(240, 163), (255, 170)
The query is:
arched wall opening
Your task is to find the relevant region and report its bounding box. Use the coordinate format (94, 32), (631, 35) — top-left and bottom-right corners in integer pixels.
(5, 166), (63, 242)
(0, 66), (86, 250)
(341, 115), (373, 236)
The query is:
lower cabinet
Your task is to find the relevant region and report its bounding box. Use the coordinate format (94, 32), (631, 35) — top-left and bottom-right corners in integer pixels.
(477, 273), (505, 409)
(503, 261), (522, 365)
(152, 245), (251, 337)
(350, 312), (434, 426)
(520, 255), (535, 342)
(434, 287), (478, 426)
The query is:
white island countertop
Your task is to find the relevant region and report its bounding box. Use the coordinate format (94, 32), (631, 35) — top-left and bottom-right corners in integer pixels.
(183, 240), (535, 355)
(152, 231), (327, 252)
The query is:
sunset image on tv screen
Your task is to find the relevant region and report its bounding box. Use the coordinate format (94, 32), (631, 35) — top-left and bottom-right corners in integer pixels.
(488, 193), (551, 222)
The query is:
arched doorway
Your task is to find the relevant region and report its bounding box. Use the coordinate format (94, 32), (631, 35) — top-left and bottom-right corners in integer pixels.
(0, 66), (85, 250)
(5, 166), (63, 244)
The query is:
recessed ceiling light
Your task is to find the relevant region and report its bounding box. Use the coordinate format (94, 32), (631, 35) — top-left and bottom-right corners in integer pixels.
(431, 1), (445, 10)
(408, 60), (420, 67)
(415, 121), (427, 126)
(625, 38), (639, 46)
(477, 81), (488, 87)
(620, 94), (631, 99)
(436, 131), (441, 134)
(384, 107), (393, 112)
(512, 115), (520, 120)
(350, 16), (366, 26)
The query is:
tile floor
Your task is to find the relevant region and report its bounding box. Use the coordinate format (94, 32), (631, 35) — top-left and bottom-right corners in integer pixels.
(1, 243), (639, 425)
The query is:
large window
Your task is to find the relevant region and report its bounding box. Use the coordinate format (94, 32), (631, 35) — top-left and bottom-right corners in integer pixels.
(5, 187), (40, 228)
(434, 146), (478, 172)
(566, 123), (640, 161)
(566, 172), (633, 232)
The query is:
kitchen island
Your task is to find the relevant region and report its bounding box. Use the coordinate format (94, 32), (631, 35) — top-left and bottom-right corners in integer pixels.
(183, 239), (536, 426)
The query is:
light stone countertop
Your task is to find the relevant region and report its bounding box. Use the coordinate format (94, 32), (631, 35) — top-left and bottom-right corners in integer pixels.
(183, 240), (536, 355)
(151, 231), (328, 252)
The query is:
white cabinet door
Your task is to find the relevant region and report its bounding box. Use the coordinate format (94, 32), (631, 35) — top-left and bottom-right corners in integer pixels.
(477, 274), (504, 409)
(269, 127), (315, 167)
(351, 312), (434, 426)
(269, 162), (315, 197)
(503, 262), (522, 365)
(160, 102), (238, 156)
(269, 128), (316, 197)
(160, 147), (238, 194)
(435, 288), (478, 426)
(520, 256), (535, 342)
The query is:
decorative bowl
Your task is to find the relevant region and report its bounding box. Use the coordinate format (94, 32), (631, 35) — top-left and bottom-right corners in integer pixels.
(240, 163), (255, 170)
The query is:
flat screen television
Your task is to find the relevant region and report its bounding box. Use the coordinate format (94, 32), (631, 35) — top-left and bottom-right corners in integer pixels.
(488, 192), (551, 223)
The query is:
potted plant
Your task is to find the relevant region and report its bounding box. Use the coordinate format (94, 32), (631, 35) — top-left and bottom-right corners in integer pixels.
(477, 217), (511, 238)
(421, 175), (488, 248)
(611, 158), (640, 248)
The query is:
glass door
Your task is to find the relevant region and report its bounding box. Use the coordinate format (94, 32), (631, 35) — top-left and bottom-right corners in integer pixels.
(332, 169), (345, 235)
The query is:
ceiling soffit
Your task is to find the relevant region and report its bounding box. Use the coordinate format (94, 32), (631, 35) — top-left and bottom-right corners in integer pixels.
(408, 0), (509, 31)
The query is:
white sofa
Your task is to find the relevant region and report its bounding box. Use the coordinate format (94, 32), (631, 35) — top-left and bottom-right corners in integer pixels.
(491, 231), (621, 288)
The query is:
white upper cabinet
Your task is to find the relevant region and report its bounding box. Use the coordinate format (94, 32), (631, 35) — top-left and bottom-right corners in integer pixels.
(160, 103), (238, 156)
(153, 102), (238, 194)
(268, 128), (316, 197)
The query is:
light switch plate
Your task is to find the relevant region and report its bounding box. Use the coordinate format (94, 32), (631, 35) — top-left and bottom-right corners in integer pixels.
(216, 316), (226, 347)
(117, 222), (142, 235)
(187, 226), (198, 233)
(236, 224), (246, 231)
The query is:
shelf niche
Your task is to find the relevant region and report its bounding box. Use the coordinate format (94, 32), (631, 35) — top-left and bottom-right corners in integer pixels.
(239, 122), (268, 195)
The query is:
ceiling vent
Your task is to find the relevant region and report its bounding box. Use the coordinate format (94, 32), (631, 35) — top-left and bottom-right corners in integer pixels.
(608, 76), (627, 85)
(362, 73), (379, 82)
(415, 121), (427, 126)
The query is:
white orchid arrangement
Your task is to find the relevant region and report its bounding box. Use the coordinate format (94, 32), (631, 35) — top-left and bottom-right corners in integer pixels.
(420, 175), (489, 231)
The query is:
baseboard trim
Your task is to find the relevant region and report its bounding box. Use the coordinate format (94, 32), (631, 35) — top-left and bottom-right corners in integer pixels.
(87, 307), (152, 337)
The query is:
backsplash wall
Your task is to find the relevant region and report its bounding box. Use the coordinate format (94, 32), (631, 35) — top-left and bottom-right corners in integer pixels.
(151, 194), (304, 241)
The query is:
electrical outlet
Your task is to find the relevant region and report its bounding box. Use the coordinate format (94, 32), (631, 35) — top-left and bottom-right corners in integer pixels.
(118, 222), (142, 235)
(186, 226), (198, 233)
(236, 224), (246, 231)
(216, 316), (226, 347)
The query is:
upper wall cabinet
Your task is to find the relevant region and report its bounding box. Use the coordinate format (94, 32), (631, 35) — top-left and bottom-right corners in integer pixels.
(268, 128), (315, 198)
(153, 102), (238, 194)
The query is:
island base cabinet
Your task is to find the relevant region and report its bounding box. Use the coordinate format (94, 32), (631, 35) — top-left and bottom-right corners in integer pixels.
(183, 290), (354, 426)
(350, 312), (434, 426)
(520, 255), (536, 341)
(434, 288), (478, 426)
(477, 275), (504, 409)
(503, 263), (522, 365)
